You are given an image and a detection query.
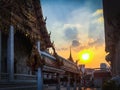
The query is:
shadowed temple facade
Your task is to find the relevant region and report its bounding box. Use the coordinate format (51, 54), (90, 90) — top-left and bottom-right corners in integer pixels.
(0, 0), (81, 90)
(103, 0), (120, 76)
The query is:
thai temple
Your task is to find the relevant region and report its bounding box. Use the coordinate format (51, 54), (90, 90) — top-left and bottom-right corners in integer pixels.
(0, 0), (81, 90)
(103, 0), (120, 76)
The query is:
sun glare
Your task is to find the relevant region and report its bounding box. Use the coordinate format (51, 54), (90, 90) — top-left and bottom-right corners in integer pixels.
(82, 53), (90, 61)
(78, 49), (94, 63)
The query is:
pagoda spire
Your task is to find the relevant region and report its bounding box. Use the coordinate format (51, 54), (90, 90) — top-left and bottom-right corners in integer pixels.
(68, 47), (74, 62)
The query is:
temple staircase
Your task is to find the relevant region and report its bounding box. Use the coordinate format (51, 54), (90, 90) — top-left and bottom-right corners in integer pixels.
(0, 81), (37, 90)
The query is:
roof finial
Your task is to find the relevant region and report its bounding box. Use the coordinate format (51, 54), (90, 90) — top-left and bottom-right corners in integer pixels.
(68, 46), (74, 62)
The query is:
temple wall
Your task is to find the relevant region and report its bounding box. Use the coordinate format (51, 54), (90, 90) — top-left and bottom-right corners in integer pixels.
(103, 0), (120, 75)
(1, 32), (32, 74)
(14, 42), (29, 74)
(115, 40), (120, 75)
(14, 33), (32, 74)
(1, 34), (7, 73)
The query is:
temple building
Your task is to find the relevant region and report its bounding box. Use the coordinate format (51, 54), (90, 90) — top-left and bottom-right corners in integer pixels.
(0, 0), (53, 77)
(0, 0), (81, 90)
(103, 0), (120, 75)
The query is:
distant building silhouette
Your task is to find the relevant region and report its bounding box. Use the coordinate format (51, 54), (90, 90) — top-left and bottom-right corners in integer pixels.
(100, 63), (107, 70)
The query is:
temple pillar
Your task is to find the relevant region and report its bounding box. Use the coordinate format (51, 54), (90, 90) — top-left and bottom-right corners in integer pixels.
(0, 30), (1, 79)
(73, 75), (77, 90)
(56, 73), (60, 90)
(36, 41), (43, 90)
(37, 67), (43, 90)
(7, 25), (14, 81)
(37, 41), (40, 53)
(67, 74), (70, 90)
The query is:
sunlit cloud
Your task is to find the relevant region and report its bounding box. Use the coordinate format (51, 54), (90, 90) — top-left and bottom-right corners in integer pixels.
(97, 16), (104, 23)
(56, 47), (68, 51)
(93, 9), (103, 16)
(57, 7), (105, 55)
(92, 9), (104, 24)
(63, 24), (82, 29)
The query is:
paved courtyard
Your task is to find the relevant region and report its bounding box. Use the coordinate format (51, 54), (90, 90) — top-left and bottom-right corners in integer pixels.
(44, 86), (101, 90)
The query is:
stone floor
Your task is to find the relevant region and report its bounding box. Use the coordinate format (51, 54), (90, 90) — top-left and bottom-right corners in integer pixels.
(44, 86), (101, 90)
(81, 87), (101, 90)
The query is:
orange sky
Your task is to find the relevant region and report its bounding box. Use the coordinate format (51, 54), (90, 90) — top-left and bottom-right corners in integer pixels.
(56, 44), (108, 68)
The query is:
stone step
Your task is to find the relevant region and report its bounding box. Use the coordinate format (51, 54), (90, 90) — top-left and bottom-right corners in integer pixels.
(0, 82), (37, 90)
(0, 86), (37, 90)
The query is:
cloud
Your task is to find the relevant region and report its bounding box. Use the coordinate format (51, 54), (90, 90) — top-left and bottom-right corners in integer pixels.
(63, 24), (82, 29)
(97, 16), (104, 23)
(56, 47), (68, 51)
(72, 40), (80, 47)
(63, 7), (105, 52)
(64, 27), (78, 40)
(92, 16), (104, 24)
(72, 34), (104, 52)
(93, 9), (103, 16)
(92, 9), (104, 24)
(88, 9), (104, 46)
(41, 0), (107, 68)
(88, 38), (104, 47)
(72, 44), (89, 52)
(42, 1), (105, 54)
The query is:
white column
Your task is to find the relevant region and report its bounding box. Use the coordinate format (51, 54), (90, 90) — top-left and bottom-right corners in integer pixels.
(0, 30), (1, 79)
(37, 67), (43, 90)
(7, 25), (14, 81)
(37, 41), (41, 54)
(36, 41), (43, 90)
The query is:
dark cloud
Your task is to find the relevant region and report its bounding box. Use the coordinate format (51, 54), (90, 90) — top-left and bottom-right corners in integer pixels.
(64, 27), (78, 40)
(72, 40), (80, 47)
(73, 37), (104, 52)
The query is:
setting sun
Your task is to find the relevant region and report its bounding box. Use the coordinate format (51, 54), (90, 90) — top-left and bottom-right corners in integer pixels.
(78, 49), (94, 63)
(82, 53), (90, 61)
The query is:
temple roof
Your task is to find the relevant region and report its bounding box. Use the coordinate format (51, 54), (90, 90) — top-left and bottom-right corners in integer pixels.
(0, 0), (52, 49)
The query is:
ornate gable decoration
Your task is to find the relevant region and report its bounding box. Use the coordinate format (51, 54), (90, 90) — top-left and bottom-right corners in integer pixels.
(0, 0), (52, 48)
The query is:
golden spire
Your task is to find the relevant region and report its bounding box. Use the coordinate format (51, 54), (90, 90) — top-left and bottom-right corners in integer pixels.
(68, 46), (74, 62)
